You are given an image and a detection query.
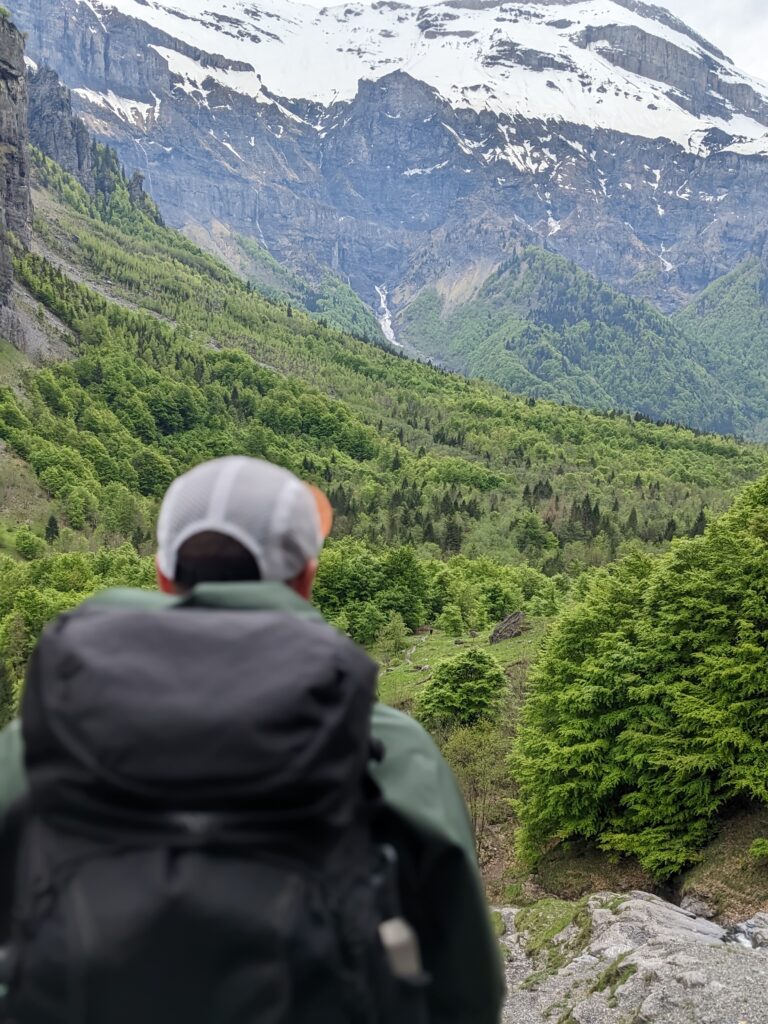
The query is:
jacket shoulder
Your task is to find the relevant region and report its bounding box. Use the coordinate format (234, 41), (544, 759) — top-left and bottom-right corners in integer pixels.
(371, 703), (441, 755)
(369, 704), (476, 856)
(0, 720), (26, 813)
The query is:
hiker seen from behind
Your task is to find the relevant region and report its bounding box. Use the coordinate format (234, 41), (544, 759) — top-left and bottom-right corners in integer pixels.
(0, 455), (504, 1024)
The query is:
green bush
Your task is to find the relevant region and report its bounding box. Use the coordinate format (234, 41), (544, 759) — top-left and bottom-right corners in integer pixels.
(442, 726), (509, 854)
(14, 529), (46, 561)
(416, 648), (507, 731)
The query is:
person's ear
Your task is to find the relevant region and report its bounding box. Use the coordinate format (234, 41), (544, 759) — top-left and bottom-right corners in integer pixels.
(156, 558), (179, 595)
(288, 559), (318, 601)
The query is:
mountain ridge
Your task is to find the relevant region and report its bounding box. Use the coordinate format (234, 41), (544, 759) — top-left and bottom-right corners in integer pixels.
(12, 0), (768, 323)
(49, 0), (768, 150)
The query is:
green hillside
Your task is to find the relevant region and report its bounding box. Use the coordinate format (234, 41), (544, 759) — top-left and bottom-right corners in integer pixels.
(676, 253), (768, 440)
(4, 149), (762, 571)
(397, 248), (743, 436)
(0, 150), (763, 701)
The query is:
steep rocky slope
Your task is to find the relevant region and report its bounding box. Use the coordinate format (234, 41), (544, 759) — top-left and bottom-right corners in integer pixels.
(27, 65), (94, 192)
(11, 0), (768, 322)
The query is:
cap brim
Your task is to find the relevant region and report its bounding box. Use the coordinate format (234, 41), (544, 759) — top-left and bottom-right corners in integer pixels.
(306, 483), (334, 539)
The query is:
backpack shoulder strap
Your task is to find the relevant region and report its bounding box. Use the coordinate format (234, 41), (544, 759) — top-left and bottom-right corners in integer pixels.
(0, 797), (26, 944)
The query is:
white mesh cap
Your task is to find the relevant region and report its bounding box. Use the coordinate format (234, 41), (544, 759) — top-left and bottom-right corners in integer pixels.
(156, 456), (333, 583)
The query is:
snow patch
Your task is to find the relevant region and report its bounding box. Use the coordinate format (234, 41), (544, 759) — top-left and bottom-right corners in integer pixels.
(403, 161), (449, 177)
(72, 87), (157, 127)
(723, 135), (768, 157)
(149, 46), (266, 101)
(221, 138), (243, 161)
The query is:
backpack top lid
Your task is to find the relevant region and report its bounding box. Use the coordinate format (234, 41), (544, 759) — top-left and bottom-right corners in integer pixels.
(22, 601), (378, 843)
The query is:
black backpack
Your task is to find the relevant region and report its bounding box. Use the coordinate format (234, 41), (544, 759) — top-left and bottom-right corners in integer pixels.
(1, 599), (429, 1024)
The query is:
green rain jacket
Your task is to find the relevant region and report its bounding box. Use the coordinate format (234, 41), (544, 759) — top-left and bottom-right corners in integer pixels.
(0, 583), (504, 1024)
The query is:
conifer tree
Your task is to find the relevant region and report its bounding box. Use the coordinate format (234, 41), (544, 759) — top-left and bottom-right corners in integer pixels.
(690, 509), (707, 537)
(443, 517), (463, 553)
(45, 515), (60, 544)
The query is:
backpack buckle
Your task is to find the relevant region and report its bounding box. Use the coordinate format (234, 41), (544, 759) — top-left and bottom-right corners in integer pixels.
(165, 812), (220, 842)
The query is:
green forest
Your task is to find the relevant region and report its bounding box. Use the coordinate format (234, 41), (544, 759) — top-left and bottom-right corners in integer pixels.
(397, 247), (768, 439)
(515, 474), (768, 878)
(2, 142), (768, 903)
(675, 251), (768, 441)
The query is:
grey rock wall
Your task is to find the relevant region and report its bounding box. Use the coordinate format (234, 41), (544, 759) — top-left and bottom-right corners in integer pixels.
(0, 16), (31, 306)
(574, 24), (768, 123)
(27, 66), (94, 192)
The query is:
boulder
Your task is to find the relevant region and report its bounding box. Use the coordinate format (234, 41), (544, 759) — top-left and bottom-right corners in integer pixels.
(500, 892), (768, 1024)
(490, 612), (527, 644)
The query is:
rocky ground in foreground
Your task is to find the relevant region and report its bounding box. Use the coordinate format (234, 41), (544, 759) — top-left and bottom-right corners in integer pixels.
(500, 892), (768, 1024)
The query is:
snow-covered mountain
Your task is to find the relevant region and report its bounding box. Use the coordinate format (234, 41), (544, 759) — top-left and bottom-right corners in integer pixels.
(14, 0), (768, 319)
(70, 0), (768, 154)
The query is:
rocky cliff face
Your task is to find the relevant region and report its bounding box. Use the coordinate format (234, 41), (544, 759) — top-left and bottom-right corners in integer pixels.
(0, 16), (31, 308)
(573, 22), (768, 123)
(11, 0), (768, 323)
(27, 65), (94, 192)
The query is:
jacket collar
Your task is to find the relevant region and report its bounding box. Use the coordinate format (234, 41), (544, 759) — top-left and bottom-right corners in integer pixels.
(185, 582), (323, 619)
(93, 583), (324, 621)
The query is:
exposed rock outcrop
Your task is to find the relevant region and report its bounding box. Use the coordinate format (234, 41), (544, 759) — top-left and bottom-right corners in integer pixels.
(501, 892), (768, 1024)
(0, 14), (33, 354)
(490, 613), (527, 644)
(0, 16), (31, 308)
(27, 66), (94, 192)
(574, 24), (768, 123)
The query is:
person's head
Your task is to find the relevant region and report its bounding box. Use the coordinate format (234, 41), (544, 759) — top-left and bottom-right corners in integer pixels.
(155, 456), (333, 600)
